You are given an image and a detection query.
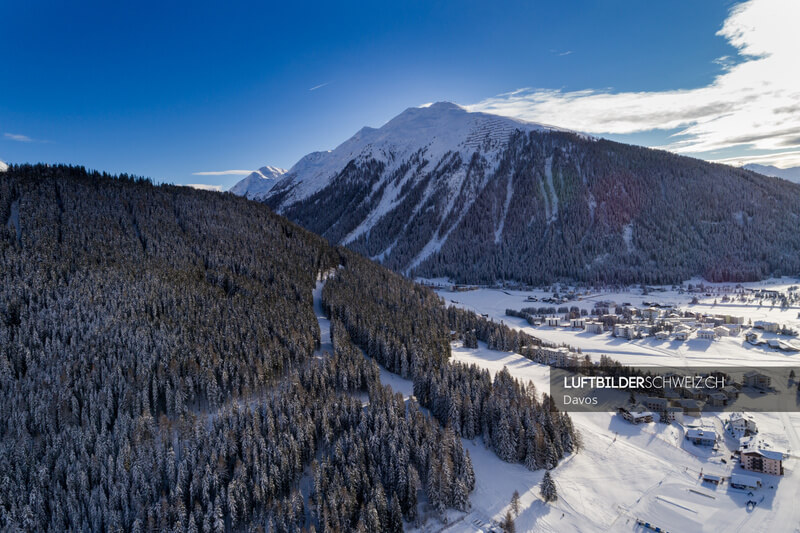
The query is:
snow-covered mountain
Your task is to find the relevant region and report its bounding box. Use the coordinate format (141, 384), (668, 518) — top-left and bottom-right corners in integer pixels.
(0, 160), (7, 172)
(263, 102), (800, 284)
(229, 165), (287, 199)
(744, 163), (800, 184)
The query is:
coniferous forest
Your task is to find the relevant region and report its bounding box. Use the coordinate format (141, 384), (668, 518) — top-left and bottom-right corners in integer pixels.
(0, 164), (575, 532)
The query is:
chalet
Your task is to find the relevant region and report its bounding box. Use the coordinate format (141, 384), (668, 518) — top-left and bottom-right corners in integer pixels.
(724, 323), (742, 335)
(613, 324), (635, 339)
(754, 320), (779, 333)
(721, 385), (740, 401)
(677, 399), (703, 417)
(545, 317), (560, 327)
(644, 396), (669, 412)
(662, 406), (684, 424)
(542, 346), (573, 367)
(743, 371), (771, 390)
(684, 387), (707, 400)
(728, 414), (757, 437)
(697, 329), (717, 340)
(641, 308), (662, 320)
(673, 330), (690, 341)
(655, 331), (670, 340)
(715, 314), (745, 325)
(745, 332), (760, 344)
(707, 392), (729, 407)
(585, 321), (604, 334)
(730, 473), (762, 490)
(601, 314), (620, 324)
(714, 325), (735, 337)
(617, 406), (654, 424)
(663, 389), (681, 401)
(740, 437), (785, 475)
(686, 427), (716, 446)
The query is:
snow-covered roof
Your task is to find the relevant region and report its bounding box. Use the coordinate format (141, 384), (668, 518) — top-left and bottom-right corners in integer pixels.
(730, 473), (761, 487)
(740, 436), (785, 460)
(686, 428), (716, 440)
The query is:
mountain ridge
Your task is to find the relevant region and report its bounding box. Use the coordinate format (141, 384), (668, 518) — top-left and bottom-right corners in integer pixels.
(262, 103), (800, 285)
(744, 163), (800, 184)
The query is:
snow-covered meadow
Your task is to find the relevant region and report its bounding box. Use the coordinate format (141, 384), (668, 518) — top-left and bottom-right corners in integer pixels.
(402, 279), (800, 532)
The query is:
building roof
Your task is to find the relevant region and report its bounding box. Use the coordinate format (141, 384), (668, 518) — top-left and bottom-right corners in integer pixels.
(730, 473), (761, 487)
(739, 436), (785, 460)
(686, 428), (716, 440)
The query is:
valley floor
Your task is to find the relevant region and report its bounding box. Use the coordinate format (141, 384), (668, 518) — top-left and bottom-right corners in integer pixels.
(396, 278), (800, 532)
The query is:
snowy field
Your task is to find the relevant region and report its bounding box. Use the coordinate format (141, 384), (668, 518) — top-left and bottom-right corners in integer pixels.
(402, 279), (800, 532)
(434, 278), (800, 369)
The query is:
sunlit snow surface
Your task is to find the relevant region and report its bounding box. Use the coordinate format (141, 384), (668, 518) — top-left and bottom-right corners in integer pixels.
(399, 278), (800, 532)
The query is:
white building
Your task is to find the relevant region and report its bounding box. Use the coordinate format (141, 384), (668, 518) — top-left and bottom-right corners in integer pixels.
(686, 427), (716, 446)
(570, 318), (586, 329)
(697, 329), (716, 340)
(585, 321), (603, 334)
(728, 413), (757, 438)
(673, 330), (690, 341)
(754, 320), (779, 333)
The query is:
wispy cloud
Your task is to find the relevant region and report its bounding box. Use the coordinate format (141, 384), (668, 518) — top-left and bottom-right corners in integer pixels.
(469, 0), (800, 167)
(309, 82), (330, 92)
(192, 170), (254, 176)
(4, 133), (34, 142)
(711, 150), (800, 169)
(185, 184), (223, 192)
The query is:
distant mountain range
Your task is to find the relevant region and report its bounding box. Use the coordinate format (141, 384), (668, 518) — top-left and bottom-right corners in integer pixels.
(229, 165), (287, 199)
(251, 102), (800, 285)
(743, 163), (800, 184)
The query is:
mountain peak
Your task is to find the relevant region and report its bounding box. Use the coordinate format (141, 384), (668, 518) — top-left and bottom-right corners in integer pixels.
(420, 101), (463, 110)
(229, 166), (287, 199)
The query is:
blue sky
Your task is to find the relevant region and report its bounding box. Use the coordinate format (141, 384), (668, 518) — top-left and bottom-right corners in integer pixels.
(2, 0), (797, 189)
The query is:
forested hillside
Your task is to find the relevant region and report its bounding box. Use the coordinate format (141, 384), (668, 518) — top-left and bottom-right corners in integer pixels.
(265, 103), (800, 285)
(0, 164), (574, 532)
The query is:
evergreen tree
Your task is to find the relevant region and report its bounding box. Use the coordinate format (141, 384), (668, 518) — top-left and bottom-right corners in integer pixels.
(541, 471), (558, 503)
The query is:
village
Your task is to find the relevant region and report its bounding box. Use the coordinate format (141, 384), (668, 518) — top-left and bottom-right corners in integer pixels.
(422, 277), (800, 532)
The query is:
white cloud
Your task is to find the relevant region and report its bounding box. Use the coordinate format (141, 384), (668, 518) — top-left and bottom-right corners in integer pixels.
(192, 170), (254, 176)
(711, 150), (800, 169)
(4, 133), (34, 142)
(468, 0), (800, 167)
(184, 184), (223, 192)
(309, 82), (330, 91)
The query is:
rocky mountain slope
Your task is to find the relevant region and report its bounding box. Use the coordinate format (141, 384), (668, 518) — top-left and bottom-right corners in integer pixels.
(264, 103), (800, 284)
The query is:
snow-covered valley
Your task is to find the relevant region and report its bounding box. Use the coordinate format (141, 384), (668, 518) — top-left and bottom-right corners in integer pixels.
(383, 278), (800, 532)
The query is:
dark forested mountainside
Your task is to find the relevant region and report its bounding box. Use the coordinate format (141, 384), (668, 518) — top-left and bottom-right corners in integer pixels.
(322, 250), (578, 471)
(0, 164), (485, 532)
(266, 104), (800, 285)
